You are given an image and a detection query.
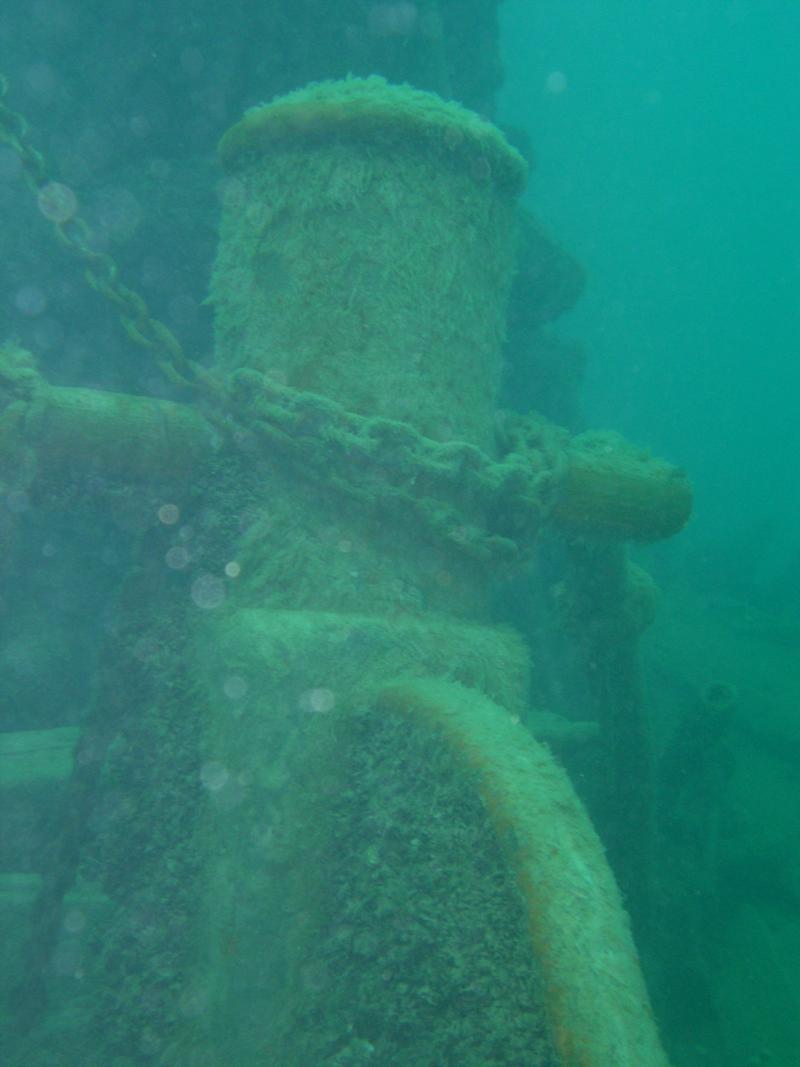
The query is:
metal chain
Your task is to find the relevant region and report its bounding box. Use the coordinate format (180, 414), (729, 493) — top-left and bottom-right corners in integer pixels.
(226, 368), (568, 562)
(0, 74), (212, 394)
(1, 74), (567, 558)
(0, 74), (48, 182)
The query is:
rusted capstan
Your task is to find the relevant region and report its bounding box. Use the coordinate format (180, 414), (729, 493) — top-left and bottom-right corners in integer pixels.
(0, 78), (682, 1067)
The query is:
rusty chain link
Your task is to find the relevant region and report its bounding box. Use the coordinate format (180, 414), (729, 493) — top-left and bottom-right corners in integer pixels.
(227, 368), (568, 561)
(0, 73), (213, 394)
(1, 73), (568, 557)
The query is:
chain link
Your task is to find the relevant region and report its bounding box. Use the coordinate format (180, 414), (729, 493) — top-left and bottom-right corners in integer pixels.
(0, 74), (210, 394)
(227, 368), (567, 561)
(1, 73), (566, 558)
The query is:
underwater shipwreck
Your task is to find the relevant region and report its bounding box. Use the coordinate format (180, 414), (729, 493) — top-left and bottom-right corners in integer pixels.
(3, 6), (795, 1066)
(17, 0), (800, 1058)
(3, 4), (797, 1062)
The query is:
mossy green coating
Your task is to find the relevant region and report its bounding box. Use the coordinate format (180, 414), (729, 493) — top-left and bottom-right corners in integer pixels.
(218, 76), (527, 196)
(181, 610), (538, 1064)
(212, 77), (525, 451)
(377, 678), (675, 1067)
(276, 698), (558, 1066)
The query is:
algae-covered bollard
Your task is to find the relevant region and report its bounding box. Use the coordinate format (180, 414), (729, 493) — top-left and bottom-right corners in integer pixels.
(212, 76), (527, 451)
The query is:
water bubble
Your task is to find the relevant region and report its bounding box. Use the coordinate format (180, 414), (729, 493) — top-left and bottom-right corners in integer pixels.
(179, 987), (210, 1019)
(37, 181), (78, 223)
(95, 187), (142, 242)
(165, 545), (190, 570)
(149, 159), (172, 181)
(50, 939), (82, 978)
(264, 367), (288, 387)
(25, 62), (57, 101)
(32, 317), (65, 350)
(132, 635), (160, 663)
(200, 760), (230, 792)
(141, 255), (169, 289)
(32, 1), (73, 33)
(168, 294), (199, 329)
(368, 2), (418, 38)
(63, 909), (87, 934)
(191, 573), (226, 610)
(299, 687), (336, 714)
(6, 490), (29, 514)
(129, 115), (151, 139)
(139, 1030), (162, 1057)
(216, 175), (245, 207)
(545, 71), (568, 95)
(418, 9), (444, 40)
(224, 560), (241, 578)
(223, 675), (248, 701)
(157, 503), (180, 525)
(232, 427), (258, 453)
(15, 285), (47, 317)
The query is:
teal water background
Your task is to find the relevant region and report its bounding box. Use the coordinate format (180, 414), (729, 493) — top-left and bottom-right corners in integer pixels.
(500, 0), (800, 595)
(1, 4), (799, 1064)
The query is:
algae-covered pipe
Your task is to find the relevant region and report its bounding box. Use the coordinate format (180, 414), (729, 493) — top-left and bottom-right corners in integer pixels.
(0, 364), (690, 541)
(0, 373), (217, 492)
(0, 369), (690, 541)
(556, 441), (693, 542)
